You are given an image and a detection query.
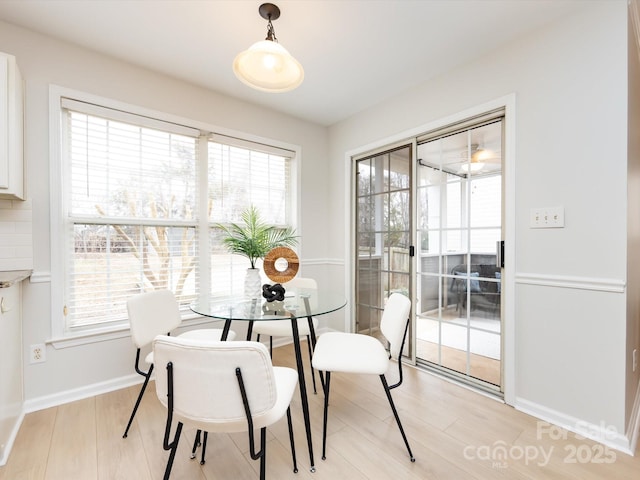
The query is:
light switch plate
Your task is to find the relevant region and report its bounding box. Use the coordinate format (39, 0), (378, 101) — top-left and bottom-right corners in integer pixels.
(530, 207), (564, 228)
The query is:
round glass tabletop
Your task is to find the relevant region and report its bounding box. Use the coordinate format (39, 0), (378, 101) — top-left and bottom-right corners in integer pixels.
(190, 290), (346, 321)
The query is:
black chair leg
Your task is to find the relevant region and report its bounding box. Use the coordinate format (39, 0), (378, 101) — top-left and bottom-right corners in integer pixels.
(321, 372), (331, 460)
(286, 407), (298, 473)
(190, 430), (208, 464)
(190, 430), (201, 459)
(306, 335), (317, 394)
(163, 421), (183, 480)
(123, 362), (153, 438)
(380, 375), (415, 462)
(200, 431), (208, 465)
(259, 427), (267, 480)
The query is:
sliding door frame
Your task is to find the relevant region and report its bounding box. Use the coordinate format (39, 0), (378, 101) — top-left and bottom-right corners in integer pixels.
(344, 94), (516, 405)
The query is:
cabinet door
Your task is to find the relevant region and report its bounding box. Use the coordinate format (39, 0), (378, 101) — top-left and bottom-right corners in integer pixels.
(0, 54), (8, 190)
(0, 52), (23, 200)
(0, 283), (23, 465)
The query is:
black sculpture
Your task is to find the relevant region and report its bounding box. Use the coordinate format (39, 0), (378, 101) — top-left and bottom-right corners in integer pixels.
(262, 283), (286, 302)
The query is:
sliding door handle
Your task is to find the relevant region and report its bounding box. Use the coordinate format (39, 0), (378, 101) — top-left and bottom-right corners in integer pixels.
(496, 240), (504, 268)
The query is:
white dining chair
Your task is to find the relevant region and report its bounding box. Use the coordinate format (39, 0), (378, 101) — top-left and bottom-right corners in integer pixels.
(252, 277), (319, 393)
(122, 289), (235, 438)
(311, 292), (415, 462)
(153, 336), (299, 480)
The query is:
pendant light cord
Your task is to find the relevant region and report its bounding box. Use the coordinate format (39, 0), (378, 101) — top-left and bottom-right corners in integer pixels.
(266, 17), (278, 42)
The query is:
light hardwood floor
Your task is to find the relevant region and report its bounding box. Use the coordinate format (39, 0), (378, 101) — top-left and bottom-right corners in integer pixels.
(416, 309), (502, 385)
(416, 340), (501, 386)
(1, 342), (638, 480)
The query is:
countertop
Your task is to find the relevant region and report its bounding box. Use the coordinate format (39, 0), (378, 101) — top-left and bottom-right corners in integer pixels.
(0, 270), (32, 288)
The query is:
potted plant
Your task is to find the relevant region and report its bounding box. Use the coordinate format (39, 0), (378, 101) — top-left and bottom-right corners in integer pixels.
(216, 205), (298, 297)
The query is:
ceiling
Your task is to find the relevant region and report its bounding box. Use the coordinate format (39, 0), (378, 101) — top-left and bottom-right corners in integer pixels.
(0, 0), (583, 126)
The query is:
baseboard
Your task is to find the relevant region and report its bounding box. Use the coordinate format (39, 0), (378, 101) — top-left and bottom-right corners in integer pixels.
(0, 410), (25, 467)
(24, 373), (143, 414)
(515, 397), (634, 456)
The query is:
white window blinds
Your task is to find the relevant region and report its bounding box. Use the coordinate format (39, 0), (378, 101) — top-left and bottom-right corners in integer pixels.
(63, 101), (199, 329)
(208, 137), (292, 225)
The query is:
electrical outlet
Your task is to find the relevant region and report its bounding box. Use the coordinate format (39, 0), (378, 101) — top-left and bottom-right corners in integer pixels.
(634, 349), (638, 373)
(30, 343), (46, 364)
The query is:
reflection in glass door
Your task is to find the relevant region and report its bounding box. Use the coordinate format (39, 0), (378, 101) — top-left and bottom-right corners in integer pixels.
(355, 145), (411, 342)
(416, 118), (503, 390)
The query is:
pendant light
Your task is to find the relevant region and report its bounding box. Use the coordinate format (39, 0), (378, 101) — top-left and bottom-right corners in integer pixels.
(233, 3), (304, 93)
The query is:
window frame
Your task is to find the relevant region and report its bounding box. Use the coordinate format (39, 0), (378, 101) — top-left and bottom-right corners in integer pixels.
(49, 85), (300, 346)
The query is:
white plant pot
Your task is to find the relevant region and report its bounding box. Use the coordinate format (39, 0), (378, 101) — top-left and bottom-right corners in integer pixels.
(244, 268), (262, 299)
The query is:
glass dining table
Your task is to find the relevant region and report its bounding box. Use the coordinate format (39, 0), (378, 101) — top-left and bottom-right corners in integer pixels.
(190, 289), (347, 473)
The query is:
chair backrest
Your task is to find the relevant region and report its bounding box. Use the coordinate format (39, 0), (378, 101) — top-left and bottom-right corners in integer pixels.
(127, 289), (182, 348)
(380, 293), (412, 360)
(153, 336), (277, 425)
(284, 277), (318, 309)
(450, 264), (482, 293)
(284, 277), (317, 290)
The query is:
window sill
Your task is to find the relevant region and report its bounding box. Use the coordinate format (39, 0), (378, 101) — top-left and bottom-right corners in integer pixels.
(49, 327), (131, 349)
(49, 312), (225, 349)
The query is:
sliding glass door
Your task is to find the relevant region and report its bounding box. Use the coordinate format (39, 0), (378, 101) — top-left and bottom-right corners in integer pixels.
(415, 117), (503, 390)
(355, 145), (411, 342)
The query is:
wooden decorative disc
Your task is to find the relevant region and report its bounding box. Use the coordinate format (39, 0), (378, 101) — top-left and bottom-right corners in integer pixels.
(263, 247), (299, 283)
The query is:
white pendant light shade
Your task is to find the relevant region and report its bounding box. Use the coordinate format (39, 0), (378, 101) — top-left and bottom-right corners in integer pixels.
(233, 3), (304, 93)
(233, 39), (304, 93)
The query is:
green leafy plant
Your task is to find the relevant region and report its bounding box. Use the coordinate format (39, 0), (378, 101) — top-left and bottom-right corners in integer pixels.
(216, 205), (298, 269)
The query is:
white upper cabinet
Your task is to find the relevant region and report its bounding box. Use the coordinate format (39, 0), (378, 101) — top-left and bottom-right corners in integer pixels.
(0, 52), (23, 200)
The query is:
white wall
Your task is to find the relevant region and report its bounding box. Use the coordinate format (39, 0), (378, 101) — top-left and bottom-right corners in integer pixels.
(328, 1), (636, 450)
(0, 21), (332, 404)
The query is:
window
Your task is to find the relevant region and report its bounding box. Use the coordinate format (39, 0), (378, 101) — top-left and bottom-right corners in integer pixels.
(51, 91), (297, 339)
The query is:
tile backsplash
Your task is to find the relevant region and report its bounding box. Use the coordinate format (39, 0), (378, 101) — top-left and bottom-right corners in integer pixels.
(0, 198), (33, 271)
